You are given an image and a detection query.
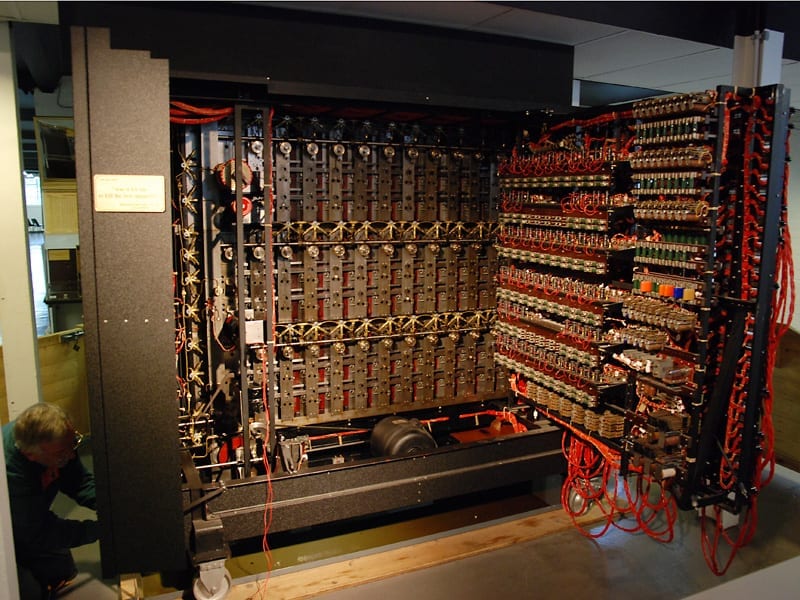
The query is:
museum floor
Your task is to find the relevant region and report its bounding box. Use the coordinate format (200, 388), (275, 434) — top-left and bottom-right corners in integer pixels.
(52, 458), (800, 600)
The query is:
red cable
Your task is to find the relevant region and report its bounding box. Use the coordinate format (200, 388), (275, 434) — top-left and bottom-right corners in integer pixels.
(169, 102), (233, 124)
(255, 107), (276, 600)
(170, 101), (234, 117)
(255, 351), (274, 600)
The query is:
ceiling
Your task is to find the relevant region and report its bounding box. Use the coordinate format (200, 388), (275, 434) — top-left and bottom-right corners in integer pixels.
(4, 1), (800, 104)
(4, 1), (800, 170)
(6, 1), (800, 105)
(255, 1), (800, 107)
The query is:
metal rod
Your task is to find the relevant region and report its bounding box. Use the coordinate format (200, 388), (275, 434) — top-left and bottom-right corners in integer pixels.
(263, 105), (279, 466)
(196, 460), (241, 471)
(234, 105), (252, 477)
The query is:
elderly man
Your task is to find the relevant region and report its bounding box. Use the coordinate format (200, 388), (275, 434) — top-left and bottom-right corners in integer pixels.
(3, 403), (99, 599)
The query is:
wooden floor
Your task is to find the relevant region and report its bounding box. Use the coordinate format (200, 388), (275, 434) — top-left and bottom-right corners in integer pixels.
(220, 506), (601, 600)
(134, 480), (560, 598)
(103, 462), (800, 600)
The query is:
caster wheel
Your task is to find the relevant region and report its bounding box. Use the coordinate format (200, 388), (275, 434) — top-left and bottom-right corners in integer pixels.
(192, 567), (231, 600)
(567, 488), (592, 516)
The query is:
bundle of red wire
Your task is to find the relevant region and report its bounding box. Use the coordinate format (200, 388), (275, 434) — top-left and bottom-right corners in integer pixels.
(253, 107), (277, 600)
(699, 92), (795, 576)
(556, 422), (678, 543)
(169, 101), (233, 125)
(498, 111), (634, 177)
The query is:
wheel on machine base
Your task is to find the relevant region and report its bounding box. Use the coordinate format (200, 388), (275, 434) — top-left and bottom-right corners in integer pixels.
(567, 487), (592, 516)
(192, 567), (231, 600)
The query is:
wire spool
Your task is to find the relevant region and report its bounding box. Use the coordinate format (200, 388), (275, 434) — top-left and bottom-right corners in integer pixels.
(230, 196), (252, 217)
(370, 417), (437, 457)
(535, 385), (547, 404)
(572, 404), (586, 425)
(547, 391), (560, 412)
(599, 412), (625, 439)
(584, 411), (601, 432)
(559, 396), (573, 418)
(215, 158), (254, 190)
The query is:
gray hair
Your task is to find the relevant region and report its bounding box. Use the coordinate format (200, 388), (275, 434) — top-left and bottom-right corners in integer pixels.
(13, 403), (73, 453)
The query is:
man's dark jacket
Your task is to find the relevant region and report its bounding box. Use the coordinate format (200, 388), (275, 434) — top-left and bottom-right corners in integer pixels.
(2, 421), (98, 560)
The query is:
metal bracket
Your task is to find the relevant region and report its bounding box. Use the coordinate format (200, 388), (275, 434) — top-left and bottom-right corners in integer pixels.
(191, 517), (228, 565)
(183, 483), (227, 515)
(279, 435), (310, 473)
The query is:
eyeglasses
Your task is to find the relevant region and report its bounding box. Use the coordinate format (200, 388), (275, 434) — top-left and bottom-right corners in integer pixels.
(72, 431), (86, 450)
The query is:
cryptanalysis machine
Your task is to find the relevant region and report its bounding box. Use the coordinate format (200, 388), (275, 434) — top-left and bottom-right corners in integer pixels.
(71, 24), (792, 598)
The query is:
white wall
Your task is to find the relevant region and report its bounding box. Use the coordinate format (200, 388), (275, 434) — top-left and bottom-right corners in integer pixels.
(0, 18), (28, 600)
(34, 76), (73, 117)
(0, 8), (61, 595)
(0, 23), (42, 416)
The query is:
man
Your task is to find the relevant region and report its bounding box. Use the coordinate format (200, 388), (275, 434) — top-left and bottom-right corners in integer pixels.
(3, 403), (99, 599)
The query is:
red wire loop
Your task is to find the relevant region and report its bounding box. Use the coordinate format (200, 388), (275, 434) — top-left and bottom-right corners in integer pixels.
(169, 101), (233, 124)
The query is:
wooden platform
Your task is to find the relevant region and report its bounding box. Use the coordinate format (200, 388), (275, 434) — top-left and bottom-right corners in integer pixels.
(204, 506), (598, 600)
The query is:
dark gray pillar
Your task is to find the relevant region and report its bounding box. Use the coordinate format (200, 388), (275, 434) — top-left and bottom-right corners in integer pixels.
(72, 26), (184, 576)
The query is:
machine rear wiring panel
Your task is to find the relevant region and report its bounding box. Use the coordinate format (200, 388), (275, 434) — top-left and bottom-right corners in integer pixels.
(172, 104), (516, 474)
(170, 85), (792, 579)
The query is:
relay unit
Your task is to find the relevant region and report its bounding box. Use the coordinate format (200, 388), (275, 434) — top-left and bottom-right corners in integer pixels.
(172, 104), (517, 477)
